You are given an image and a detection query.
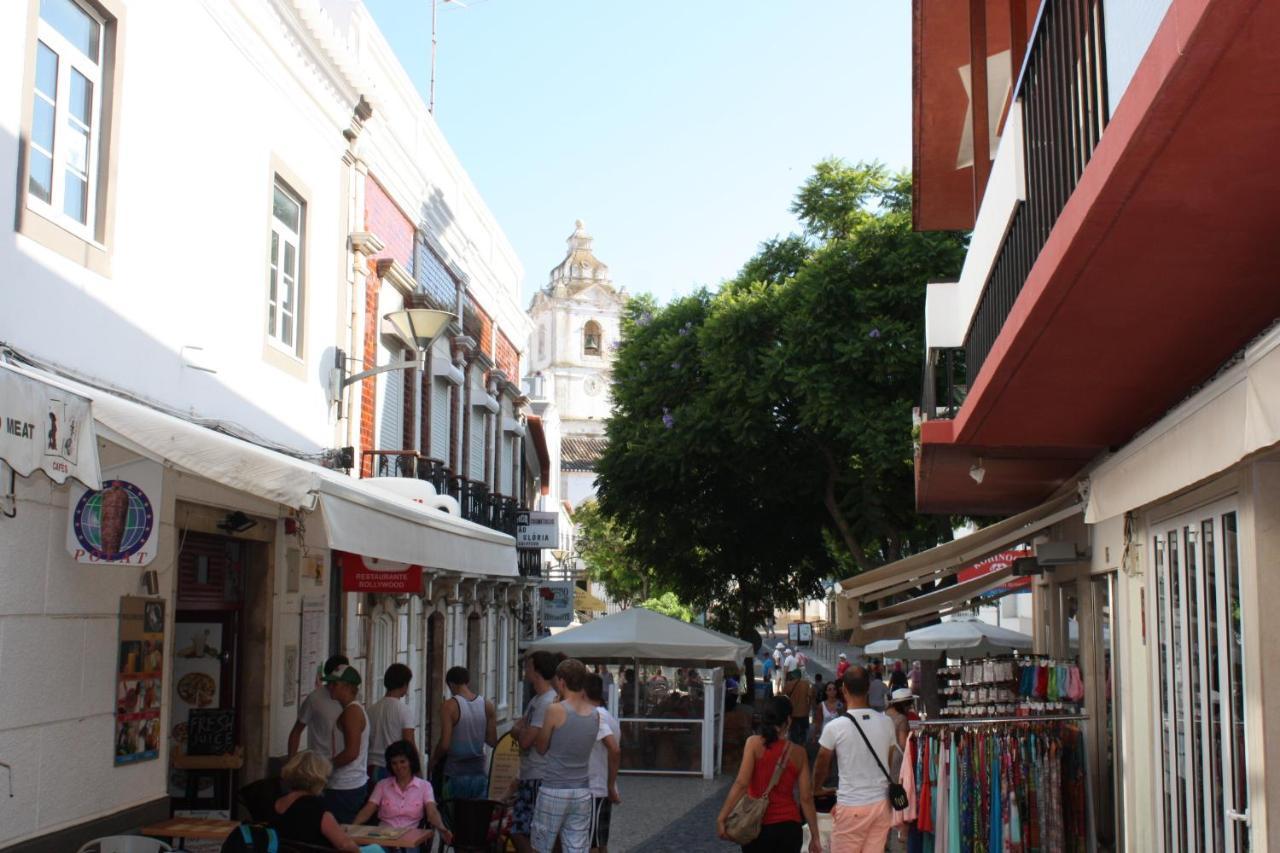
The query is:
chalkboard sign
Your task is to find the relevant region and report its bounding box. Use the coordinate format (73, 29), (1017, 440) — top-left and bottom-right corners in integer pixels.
(187, 708), (235, 756)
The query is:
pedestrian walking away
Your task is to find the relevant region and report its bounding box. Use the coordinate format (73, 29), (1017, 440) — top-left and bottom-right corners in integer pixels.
(430, 665), (498, 804)
(781, 669), (813, 745)
(288, 654), (348, 761)
(366, 663), (416, 785)
(867, 664), (889, 712)
(812, 667), (897, 852)
(835, 653), (850, 681)
(532, 658), (607, 853)
(511, 650), (560, 853)
(584, 673), (622, 853)
(321, 664), (371, 824)
(715, 695), (822, 853)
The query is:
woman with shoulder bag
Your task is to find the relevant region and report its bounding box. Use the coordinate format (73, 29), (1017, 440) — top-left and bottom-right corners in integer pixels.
(716, 696), (822, 853)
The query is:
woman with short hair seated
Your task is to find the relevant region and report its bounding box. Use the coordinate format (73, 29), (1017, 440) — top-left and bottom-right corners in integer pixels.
(353, 740), (452, 847)
(273, 750), (372, 852)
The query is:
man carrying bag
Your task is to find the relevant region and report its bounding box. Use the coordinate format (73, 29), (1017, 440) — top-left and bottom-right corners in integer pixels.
(811, 667), (899, 852)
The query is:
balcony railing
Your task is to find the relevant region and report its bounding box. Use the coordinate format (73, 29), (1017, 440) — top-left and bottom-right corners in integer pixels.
(518, 548), (543, 578)
(921, 347), (967, 421)
(963, 0), (1109, 387)
(361, 452), (522, 536)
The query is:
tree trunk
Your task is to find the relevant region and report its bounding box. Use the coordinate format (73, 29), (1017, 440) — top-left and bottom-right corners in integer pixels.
(820, 446), (873, 572)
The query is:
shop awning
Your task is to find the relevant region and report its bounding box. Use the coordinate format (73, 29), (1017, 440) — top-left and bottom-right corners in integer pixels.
(838, 491), (1083, 604)
(858, 565), (1022, 631)
(316, 482), (516, 577)
(4, 360), (517, 577)
(574, 587), (607, 613)
(0, 363), (101, 488)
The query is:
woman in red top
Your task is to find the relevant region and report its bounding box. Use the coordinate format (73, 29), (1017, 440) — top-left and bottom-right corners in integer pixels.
(716, 696), (822, 853)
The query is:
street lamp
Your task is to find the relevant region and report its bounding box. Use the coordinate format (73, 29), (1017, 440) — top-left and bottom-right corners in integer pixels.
(335, 308), (454, 400)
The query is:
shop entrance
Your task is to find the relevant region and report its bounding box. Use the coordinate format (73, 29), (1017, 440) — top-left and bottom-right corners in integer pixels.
(1151, 500), (1250, 852)
(168, 529), (268, 816)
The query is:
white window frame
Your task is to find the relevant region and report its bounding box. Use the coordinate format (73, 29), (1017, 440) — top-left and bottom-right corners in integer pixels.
(267, 179), (304, 355)
(27, 0), (105, 240)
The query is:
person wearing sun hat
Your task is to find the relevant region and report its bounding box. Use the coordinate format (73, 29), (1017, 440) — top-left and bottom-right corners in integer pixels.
(883, 687), (918, 750)
(323, 664), (371, 823)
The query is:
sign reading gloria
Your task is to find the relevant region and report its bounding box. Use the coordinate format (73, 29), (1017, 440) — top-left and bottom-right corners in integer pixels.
(515, 510), (558, 548)
(66, 459), (163, 565)
(0, 367), (100, 488)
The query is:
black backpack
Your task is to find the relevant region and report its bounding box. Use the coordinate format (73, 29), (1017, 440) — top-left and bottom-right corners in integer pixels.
(220, 823), (281, 853)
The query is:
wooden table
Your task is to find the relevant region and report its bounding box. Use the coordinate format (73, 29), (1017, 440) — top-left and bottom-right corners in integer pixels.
(343, 824), (432, 848)
(141, 816), (431, 850)
(140, 817), (240, 850)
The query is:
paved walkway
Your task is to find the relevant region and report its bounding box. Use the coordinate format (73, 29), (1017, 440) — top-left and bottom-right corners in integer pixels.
(609, 773), (737, 852)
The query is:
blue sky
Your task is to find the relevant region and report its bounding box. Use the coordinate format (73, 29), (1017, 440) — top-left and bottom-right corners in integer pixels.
(363, 0), (912, 305)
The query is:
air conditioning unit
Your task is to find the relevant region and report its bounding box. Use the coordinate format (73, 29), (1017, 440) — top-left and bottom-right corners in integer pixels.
(1035, 541), (1085, 566)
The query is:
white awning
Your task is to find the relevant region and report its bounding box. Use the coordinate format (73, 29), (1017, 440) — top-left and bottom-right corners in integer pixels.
(527, 607), (751, 665)
(838, 491), (1082, 603)
(316, 480), (516, 577)
(4, 361), (516, 577)
(858, 566), (1020, 631)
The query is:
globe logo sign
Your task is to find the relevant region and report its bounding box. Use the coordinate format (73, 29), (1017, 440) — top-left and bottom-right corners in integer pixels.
(73, 479), (155, 562)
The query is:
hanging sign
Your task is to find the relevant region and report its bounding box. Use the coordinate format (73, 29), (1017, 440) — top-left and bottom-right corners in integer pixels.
(340, 551), (423, 594)
(0, 367), (100, 488)
(515, 511), (558, 548)
(957, 548), (1034, 595)
(66, 458), (163, 565)
(539, 580), (574, 628)
(115, 596), (164, 766)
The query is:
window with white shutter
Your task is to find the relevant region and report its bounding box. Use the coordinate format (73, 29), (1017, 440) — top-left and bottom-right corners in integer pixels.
(430, 379), (450, 461)
(378, 363), (404, 452)
(469, 410), (487, 482)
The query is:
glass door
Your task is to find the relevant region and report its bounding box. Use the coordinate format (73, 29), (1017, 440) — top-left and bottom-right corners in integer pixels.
(1151, 501), (1250, 851)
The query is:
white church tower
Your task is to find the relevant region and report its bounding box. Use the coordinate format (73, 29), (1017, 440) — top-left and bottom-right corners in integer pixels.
(526, 220), (626, 507)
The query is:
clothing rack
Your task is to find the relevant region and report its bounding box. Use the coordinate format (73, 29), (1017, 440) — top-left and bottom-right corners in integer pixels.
(913, 714), (1088, 727)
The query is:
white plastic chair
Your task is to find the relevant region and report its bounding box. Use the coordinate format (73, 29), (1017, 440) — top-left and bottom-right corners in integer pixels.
(75, 836), (173, 853)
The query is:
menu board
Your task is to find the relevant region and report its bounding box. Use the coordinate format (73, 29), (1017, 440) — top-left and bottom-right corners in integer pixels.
(115, 596), (164, 765)
(487, 731), (522, 801)
(187, 708), (235, 756)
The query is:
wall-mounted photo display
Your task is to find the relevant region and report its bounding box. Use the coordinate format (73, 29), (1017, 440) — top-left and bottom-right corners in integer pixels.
(115, 596), (165, 765)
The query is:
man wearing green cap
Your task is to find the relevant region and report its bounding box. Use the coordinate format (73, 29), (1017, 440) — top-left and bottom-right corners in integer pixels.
(323, 663), (370, 823)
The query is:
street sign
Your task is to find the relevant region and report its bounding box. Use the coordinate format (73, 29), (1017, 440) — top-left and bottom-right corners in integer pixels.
(515, 511), (559, 548)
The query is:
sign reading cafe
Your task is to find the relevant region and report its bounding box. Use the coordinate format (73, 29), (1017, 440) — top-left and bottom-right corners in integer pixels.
(0, 367), (100, 488)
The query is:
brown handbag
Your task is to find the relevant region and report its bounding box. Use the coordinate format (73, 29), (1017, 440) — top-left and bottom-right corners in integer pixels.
(723, 741), (790, 845)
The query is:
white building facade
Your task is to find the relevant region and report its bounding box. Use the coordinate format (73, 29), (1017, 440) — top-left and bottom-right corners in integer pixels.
(0, 1), (540, 848)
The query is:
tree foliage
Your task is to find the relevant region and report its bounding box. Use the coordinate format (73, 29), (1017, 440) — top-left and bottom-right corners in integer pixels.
(574, 499), (657, 606)
(594, 160), (967, 637)
(639, 592), (695, 622)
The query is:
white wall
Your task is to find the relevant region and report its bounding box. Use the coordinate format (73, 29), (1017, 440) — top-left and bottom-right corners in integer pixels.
(1104, 0), (1174, 118)
(0, 0), (353, 452)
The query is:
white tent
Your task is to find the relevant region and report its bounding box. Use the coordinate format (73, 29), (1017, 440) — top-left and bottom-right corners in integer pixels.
(864, 618), (1033, 660)
(526, 606), (752, 665)
(904, 618), (1033, 658)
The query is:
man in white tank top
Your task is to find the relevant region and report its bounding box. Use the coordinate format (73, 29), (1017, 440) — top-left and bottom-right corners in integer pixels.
(322, 664), (370, 823)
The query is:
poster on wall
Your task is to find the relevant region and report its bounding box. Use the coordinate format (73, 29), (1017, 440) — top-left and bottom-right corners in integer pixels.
(539, 581), (574, 628)
(283, 644), (299, 707)
(168, 621), (223, 797)
(0, 366), (100, 487)
(115, 596), (164, 766)
(66, 458), (163, 565)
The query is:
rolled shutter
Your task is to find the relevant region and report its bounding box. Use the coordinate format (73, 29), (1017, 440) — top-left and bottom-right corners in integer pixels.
(430, 379), (450, 461)
(378, 366), (404, 451)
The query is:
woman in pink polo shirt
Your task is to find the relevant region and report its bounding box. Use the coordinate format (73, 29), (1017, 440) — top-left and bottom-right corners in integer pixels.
(353, 740), (452, 846)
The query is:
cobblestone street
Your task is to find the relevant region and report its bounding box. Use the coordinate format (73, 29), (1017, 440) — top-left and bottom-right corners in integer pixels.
(609, 774), (736, 853)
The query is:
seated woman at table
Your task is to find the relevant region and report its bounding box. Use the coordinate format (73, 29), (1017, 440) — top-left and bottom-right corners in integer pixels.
(353, 740), (453, 846)
(274, 750), (373, 852)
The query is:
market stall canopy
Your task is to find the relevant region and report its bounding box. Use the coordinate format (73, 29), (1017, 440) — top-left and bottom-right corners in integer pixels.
(838, 492), (1082, 603)
(4, 361), (515, 577)
(526, 607), (752, 665)
(902, 618), (1032, 659)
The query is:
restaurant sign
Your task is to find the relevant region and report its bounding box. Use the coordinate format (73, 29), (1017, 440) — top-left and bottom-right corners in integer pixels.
(0, 367), (100, 488)
(957, 548), (1034, 596)
(66, 459), (163, 565)
(339, 551), (423, 594)
(516, 510), (559, 548)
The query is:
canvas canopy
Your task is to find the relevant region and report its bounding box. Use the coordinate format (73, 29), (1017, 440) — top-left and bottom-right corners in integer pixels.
(875, 618), (1033, 660)
(526, 607), (752, 665)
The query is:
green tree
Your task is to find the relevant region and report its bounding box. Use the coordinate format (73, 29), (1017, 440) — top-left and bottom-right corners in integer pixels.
(595, 160), (967, 636)
(574, 499), (658, 605)
(639, 592), (695, 622)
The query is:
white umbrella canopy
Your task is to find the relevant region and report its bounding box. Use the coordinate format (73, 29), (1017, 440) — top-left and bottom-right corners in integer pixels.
(525, 606), (753, 666)
(903, 618), (1033, 658)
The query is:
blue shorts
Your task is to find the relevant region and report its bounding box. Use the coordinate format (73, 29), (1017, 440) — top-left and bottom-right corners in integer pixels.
(444, 773), (489, 801)
(510, 779), (542, 837)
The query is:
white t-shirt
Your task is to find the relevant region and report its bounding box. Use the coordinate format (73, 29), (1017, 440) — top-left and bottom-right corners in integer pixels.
(519, 688), (558, 781)
(817, 709), (897, 807)
(366, 695), (415, 768)
(588, 707), (621, 798)
(297, 686), (343, 761)
(783, 654), (797, 673)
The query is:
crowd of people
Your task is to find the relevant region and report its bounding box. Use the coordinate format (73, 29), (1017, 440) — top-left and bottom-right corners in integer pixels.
(274, 650), (623, 853)
(726, 644), (922, 853)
